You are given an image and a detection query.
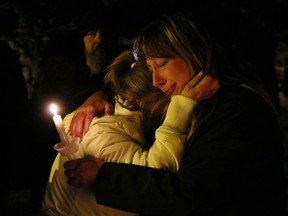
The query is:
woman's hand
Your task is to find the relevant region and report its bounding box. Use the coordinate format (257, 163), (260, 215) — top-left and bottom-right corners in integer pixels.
(69, 90), (114, 141)
(181, 71), (220, 100)
(64, 158), (105, 187)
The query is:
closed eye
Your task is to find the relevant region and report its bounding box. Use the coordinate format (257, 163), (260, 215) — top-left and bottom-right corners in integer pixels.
(157, 60), (167, 68)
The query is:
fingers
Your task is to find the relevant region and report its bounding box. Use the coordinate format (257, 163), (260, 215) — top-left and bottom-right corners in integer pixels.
(208, 78), (220, 93)
(69, 112), (85, 141)
(64, 158), (105, 187)
(198, 75), (218, 89)
(83, 112), (95, 136)
(68, 91), (115, 141)
(64, 160), (81, 186)
(197, 75), (220, 98)
(69, 91), (107, 139)
(64, 161), (80, 186)
(64, 160), (77, 169)
(69, 106), (96, 141)
(185, 71), (205, 89)
(181, 72), (220, 101)
(65, 170), (81, 186)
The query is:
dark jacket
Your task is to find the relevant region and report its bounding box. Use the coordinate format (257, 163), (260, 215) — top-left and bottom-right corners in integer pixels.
(93, 85), (287, 216)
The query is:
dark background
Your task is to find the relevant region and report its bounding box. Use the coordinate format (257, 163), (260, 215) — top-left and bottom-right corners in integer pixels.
(1, 0), (288, 81)
(1, 0), (288, 215)
(1, 0), (288, 53)
(1, 0), (288, 69)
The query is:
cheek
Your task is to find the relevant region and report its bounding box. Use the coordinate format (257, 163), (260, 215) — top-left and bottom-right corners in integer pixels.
(175, 75), (190, 94)
(174, 68), (193, 95)
(172, 58), (192, 81)
(174, 66), (192, 86)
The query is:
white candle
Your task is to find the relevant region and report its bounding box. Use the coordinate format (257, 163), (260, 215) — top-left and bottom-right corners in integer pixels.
(50, 103), (68, 143)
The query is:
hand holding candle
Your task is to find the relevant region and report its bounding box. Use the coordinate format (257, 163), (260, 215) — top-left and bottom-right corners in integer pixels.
(50, 103), (79, 160)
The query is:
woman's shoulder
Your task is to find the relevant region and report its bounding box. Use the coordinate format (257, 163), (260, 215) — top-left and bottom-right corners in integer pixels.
(216, 84), (271, 107)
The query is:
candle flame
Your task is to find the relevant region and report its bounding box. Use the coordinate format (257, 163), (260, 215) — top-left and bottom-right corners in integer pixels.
(50, 103), (58, 116)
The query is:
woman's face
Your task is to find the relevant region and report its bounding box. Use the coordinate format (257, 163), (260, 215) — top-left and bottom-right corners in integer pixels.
(146, 57), (194, 96)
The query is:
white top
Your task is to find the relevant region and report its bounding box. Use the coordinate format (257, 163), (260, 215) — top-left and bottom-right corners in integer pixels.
(40, 95), (196, 216)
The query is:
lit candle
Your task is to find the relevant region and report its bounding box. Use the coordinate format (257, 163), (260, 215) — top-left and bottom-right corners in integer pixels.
(50, 103), (68, 143)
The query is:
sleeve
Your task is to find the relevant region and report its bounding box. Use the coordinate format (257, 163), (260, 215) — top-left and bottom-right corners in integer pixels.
(92, 90), (286, 216)
(161, 95), (196, 133)
(141, 95), (197, 171)
(79, 95), (196, 172)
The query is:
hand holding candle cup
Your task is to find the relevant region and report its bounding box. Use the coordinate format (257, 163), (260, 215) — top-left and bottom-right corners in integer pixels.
(50, 103), (80, 160)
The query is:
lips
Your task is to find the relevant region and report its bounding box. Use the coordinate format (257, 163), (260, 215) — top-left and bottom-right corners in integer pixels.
(166, 84), (176, 96)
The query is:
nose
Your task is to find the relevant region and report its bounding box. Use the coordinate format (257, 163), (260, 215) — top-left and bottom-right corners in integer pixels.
(93, 32), (102, 44)
(152, 71), (166, 89)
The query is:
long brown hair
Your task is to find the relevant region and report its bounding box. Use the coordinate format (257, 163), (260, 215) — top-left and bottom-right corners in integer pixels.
(133, 12), (277, 136)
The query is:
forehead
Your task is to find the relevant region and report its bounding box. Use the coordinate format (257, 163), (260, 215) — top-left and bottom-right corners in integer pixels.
(146, 57), (160, 65)
(85, 29), (102, 35)
(146, 56), (170, 63)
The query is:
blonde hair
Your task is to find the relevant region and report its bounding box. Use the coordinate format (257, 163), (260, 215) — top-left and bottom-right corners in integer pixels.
(104, 50), (170, 120)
